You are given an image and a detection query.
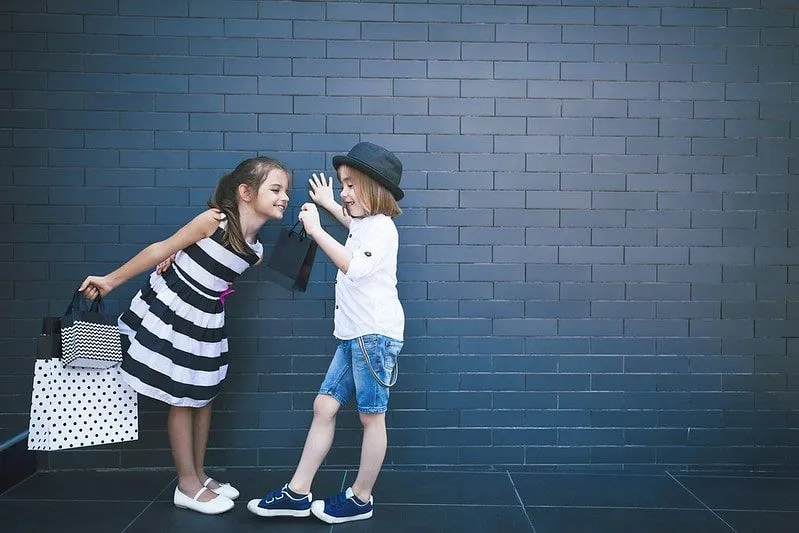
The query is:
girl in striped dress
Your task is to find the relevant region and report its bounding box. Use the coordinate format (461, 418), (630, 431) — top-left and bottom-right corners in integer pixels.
(79, 157), (291, 515)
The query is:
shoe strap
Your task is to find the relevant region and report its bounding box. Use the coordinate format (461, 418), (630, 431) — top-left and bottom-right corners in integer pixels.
(202, 478), (215, 488)
(192, 486), (210, 501)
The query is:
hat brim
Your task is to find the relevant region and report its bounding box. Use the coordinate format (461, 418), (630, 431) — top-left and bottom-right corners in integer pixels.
(332, 155), (404, 201)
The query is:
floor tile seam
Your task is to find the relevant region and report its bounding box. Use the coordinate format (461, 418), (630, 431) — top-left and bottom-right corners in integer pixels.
(0, 498), (157, 502)
(0, 472), (39, 497)
(524, 504), (726, 511)
(510, 472), (677, 478)
(119, 474), (177, 533)
(373, 503), (548, 508)
(671, 473), (799, 481)
(666, 471), (738, 533)
(506, 470), (537, 533)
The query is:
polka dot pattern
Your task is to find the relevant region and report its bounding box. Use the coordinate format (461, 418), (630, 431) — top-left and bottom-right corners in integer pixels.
(28, 360), (138, 451)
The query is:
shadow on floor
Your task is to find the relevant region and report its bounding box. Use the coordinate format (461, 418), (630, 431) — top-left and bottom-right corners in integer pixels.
(2, 468), (798, 532)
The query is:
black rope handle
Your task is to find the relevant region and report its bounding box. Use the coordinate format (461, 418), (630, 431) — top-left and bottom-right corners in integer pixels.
(64, 289), (104, 316)
(290, 220), (309, 240)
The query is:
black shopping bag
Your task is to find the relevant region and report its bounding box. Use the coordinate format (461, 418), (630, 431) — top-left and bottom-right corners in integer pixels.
(265, 221), (318, 292)
(35, 316), (62, 359)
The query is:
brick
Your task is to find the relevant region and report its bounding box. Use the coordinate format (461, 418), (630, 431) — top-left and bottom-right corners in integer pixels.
(154, 18), (223, 37)
(497, 171), (558, 190)
(362, 22), (427, 41)
(562, 62), (626, 81)
(661, 45), (726, 64)
(497, 24), (560, 43)
(562, 209), (626, 228)
(594, 155), (657, 173)
(528, 80), (592, 99)
(428, 23), (495, 42)
(495, 62), (559, 81)
(528, 6), (594, 24)
(495, 208), (559, 227)
(395, 4), (459, 22)
(461, 227), (524, 245)
(464, 5), (527, 23)
(562, 25), (628, 44)
(597, 44), (660, 62)
(629, 25), (693, 44)
(493, 246), (558, 263)
(593, 228), (656, 246)
(498, 98), (561, 118)
(528, 44), (592, 62)
(593, 265), (655, 282)
(394, 42), (458, 61)
(665, 7), (728, 25)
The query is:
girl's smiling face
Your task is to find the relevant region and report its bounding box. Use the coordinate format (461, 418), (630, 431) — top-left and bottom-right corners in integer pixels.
(255, 168), (290, 220)
(337, 165), (368, 218)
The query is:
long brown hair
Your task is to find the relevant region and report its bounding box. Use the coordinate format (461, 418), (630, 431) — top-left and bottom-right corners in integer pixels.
(208, 157), (291, 255)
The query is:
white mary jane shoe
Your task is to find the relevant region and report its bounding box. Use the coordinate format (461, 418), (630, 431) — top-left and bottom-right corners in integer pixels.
(204, 477), (240, 500)
(173, 486), (234, 515)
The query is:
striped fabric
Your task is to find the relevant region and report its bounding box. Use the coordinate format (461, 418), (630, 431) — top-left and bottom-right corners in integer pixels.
(119, 225), (262, 407)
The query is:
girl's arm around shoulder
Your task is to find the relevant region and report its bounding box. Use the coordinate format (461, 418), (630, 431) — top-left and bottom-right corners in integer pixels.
(79, 209), (220, 299)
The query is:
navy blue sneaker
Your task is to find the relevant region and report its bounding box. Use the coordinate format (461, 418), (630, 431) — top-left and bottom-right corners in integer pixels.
(247, 484), (312, 517)
(311, 487), (373, 523)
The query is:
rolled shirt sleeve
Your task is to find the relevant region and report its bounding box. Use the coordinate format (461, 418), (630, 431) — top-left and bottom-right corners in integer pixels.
(344, 217), (397, 281)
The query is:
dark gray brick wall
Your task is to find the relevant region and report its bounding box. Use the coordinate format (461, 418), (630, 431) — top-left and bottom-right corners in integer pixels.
(2, 0), (797, 472)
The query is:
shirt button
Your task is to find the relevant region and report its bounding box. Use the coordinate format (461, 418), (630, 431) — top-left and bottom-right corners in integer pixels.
(335, 305), (339, 309)
(349, 234), (352, 238)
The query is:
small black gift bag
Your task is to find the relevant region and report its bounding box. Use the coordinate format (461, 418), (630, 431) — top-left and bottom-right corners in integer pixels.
(35, 316), (62, 359)
(265, 221), (318, 292)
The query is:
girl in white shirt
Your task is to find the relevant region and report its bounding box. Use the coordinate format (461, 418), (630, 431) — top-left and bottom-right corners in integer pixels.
(248, 142), (405, 524)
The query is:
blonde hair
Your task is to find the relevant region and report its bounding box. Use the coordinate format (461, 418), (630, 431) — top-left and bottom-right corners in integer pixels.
(208, 157), (292, 255)
(346, 166), (402, 218)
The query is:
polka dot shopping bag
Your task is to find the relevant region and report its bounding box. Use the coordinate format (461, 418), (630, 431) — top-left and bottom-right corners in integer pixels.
(28, 358), (138, 451)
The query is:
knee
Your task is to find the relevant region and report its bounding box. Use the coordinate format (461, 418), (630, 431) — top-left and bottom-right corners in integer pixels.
(358, 412), (385, 429)
(312, 395), (339, 421)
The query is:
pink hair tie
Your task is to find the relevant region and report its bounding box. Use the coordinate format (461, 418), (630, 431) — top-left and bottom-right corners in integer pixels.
(219, 287), (235, 305)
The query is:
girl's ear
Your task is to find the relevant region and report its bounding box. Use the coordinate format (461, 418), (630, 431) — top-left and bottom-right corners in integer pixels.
(238, 182), (253, 202)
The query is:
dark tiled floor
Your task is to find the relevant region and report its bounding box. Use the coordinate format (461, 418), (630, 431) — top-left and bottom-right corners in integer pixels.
(2, 468), (798, 533)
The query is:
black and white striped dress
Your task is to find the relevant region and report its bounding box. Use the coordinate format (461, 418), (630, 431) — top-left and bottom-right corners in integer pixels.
(119, 222), (262, 407)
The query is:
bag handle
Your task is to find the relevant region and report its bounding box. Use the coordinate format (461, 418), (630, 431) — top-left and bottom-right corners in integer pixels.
(64, 289), (104, 316)
(290, 220), (310, 240)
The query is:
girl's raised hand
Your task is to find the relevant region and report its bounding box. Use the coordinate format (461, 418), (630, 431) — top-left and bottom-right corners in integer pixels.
(78, 275), (114, 301)
(308, 172), (335, 208)
(298, 202), (321, 236)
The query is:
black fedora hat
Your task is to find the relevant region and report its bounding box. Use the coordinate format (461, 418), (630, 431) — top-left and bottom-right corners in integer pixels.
(332, 142), (404, 201)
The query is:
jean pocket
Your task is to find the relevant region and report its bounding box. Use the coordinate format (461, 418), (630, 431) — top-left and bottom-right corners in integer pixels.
(356, 335), (399, 388)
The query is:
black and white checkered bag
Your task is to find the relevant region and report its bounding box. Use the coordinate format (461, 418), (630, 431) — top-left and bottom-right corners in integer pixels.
(61, 290), (122, 369)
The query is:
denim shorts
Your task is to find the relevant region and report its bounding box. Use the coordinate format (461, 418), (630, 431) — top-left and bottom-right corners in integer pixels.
(319, 334), (403, 414)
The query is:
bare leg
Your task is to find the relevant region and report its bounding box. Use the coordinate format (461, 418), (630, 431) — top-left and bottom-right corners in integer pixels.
(350, 412), (387, 503)
(288, 394), (341, 494)
(192, 403), (220, 489)
(168, 406), (215, 502)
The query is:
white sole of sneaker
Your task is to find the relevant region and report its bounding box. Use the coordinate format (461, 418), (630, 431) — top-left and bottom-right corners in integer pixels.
(246, 498), (310, 518)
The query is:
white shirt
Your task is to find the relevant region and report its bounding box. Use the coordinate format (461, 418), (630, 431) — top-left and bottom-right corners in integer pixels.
(334, 214), (405, 341)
